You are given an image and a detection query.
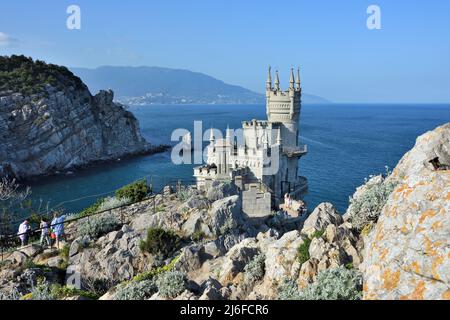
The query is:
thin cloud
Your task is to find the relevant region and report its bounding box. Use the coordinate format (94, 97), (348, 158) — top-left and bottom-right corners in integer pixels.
(0, 32), (19, 47)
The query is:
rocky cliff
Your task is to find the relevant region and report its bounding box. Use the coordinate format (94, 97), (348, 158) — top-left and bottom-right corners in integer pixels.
(0, 56), (153, 179)
(362, 123), (449, 300)
(0, 123), (448, 300)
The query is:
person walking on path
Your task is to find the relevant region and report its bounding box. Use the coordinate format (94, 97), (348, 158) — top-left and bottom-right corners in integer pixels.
(17, 219), (31, 247)
(50, 213), (66, 250)
(39, 218), (50, 247)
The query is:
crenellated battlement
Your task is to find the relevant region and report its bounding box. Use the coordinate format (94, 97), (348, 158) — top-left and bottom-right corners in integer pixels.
(265, 67), (302, 124)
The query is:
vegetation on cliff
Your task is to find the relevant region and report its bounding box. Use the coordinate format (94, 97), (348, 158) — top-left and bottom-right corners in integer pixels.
(0, 55), (85, 96)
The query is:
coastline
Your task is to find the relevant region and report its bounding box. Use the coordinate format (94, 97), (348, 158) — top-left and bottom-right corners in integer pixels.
(15, 144), (171, 184)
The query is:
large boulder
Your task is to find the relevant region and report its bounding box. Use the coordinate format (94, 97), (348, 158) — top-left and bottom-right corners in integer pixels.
(68, 228), (146, 288)
(302, 202), (343, 237)
(363, 123), (450, 300)
(5, 251), (28, 267)
(206, 181), (238, 202)
(19, 244), (43, 258)
(390, 122), (450, 180)
(252, 230), (304, 298)
(219, 238), (259, 285)
(205, 195), (243, 236)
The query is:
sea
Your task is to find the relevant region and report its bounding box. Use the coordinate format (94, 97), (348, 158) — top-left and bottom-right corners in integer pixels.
(25, 103), (450, 215)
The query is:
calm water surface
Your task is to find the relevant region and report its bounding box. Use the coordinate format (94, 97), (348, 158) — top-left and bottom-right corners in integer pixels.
(27, 103), (450, 214)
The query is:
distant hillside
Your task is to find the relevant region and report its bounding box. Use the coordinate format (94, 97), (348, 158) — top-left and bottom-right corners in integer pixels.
(71, 66), (329, 105)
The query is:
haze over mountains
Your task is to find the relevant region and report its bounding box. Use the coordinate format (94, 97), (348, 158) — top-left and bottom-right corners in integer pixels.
(71, 66), (329, 105)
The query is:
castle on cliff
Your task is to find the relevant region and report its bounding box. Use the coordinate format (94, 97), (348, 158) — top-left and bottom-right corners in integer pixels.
(194, 67), (308, 218)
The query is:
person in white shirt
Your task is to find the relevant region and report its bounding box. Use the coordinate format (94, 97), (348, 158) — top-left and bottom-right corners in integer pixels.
(17, 220), (31, 247)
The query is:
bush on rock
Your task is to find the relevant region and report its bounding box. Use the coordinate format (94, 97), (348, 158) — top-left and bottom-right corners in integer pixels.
(139, 228), (181, 258)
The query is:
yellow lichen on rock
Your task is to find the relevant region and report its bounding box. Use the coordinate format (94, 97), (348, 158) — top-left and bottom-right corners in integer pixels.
(362, 123), (450, 300)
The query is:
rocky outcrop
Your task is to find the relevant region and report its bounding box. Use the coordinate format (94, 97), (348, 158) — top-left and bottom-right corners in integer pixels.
(1, 124), (448, 301)
(362, 123), (450, 300)
(301, 202), (343, 237)
(0, 59), (155, 179)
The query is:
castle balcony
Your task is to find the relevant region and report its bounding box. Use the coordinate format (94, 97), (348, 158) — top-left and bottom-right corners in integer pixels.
(282, 145), (308, 158)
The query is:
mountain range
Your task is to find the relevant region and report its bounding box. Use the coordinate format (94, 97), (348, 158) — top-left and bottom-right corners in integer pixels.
(71, 66), (329, 105)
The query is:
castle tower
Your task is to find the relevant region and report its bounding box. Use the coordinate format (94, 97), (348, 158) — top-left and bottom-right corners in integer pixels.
(266, 67), (302, 147)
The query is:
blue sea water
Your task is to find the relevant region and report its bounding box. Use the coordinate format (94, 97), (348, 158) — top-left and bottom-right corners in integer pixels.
(27, 103), (450, 215)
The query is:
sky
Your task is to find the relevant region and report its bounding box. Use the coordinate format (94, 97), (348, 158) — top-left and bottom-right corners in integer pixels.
(1, 0), (449, 103)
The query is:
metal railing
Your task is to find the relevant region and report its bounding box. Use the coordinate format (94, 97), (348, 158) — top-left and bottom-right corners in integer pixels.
(0, 177), (197, 261)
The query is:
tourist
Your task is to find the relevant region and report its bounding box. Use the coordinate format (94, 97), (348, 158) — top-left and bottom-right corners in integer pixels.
(17, 219), (31, 247)
(39, 218), (50, 247)
(284, 193), (291, 208)
(50, 212), (66, 250)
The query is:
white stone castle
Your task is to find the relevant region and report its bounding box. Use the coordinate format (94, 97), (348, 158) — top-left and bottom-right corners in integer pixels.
(194, 67), (308, 218)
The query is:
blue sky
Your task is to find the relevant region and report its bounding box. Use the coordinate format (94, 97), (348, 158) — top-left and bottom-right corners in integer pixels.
(1, 0), (449, 103)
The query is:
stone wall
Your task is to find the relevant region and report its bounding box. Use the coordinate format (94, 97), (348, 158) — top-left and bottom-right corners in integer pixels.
(242, 188), (272, 221)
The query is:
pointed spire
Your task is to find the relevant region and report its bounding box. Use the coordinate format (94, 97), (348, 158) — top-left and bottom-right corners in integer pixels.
(276, 127), (282, 145)
(289, 67), (295, 90)
(296, 67), (301, 90)
(266, 66), (272, 90)
(275, 70), (280, 91)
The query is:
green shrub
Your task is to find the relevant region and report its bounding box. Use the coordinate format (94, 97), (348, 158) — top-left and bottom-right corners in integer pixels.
(177, 190), (190, 202)
(132, 255), (180, 282)
(116, 180), (149, 203)
(114, 279), (157, 300)
(297, 230), (324, 265)
(77, 215), (120, 239)
(98, 196), (131, 211)
(51, 285), (101, 300)
(80, 277), (114, 297)
(298, 267), (363, 300)
(58, 244), (70, 270)
(244, 253), (266, 283)
(59, 244), (70, 260)
(277, 267), (362, 300)
(347, 169), (398, 231)
(139, 228), (181, 258)
(0, 55), (85, 96)
(156, 270), (187, 298)
(0, 288), (21, 300)
(277, 279), (302, 300)
(28, 278), (54, 300)
(297, 238), (311, 265)
(77, 198), (105, 218)
(191, 231), (206, 242)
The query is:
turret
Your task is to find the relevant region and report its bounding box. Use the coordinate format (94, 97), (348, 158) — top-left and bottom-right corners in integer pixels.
(276, 127), (282, 145)
(296, 67), (301, 91)
(289, 67), (295, 91)
(266, 66), (272, 91)
(274, 70), (280, 91)
(265, 67), (302, 147)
